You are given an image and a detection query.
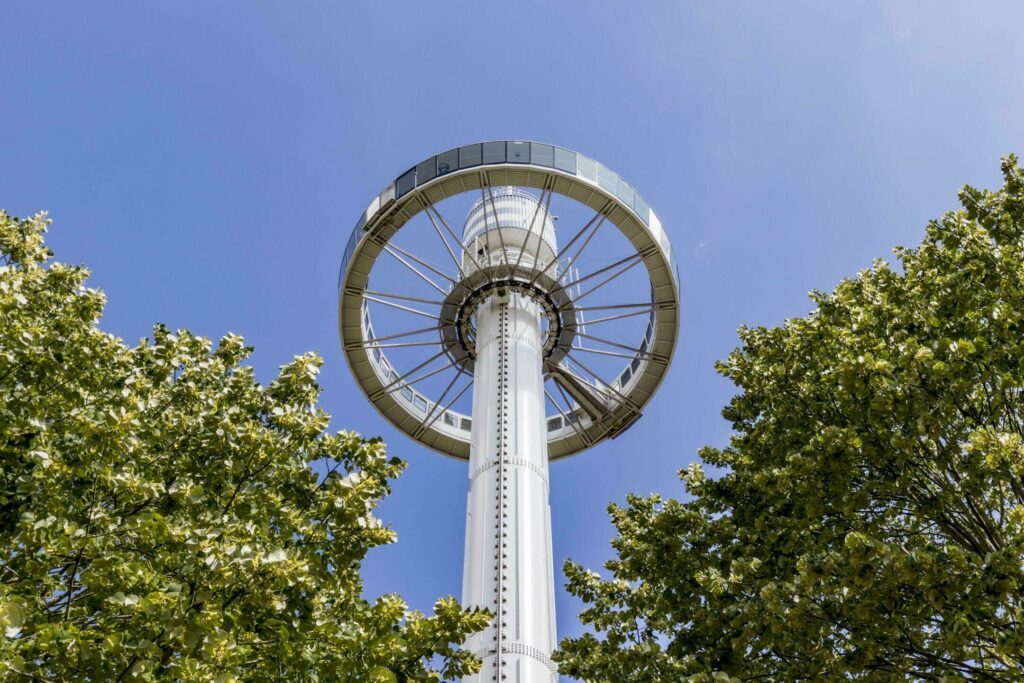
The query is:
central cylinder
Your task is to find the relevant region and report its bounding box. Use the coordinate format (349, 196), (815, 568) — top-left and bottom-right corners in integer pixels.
(460, 188), (558, 682)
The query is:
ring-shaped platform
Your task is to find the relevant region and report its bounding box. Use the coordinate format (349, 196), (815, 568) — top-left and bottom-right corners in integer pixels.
(338, 141), (680, 460)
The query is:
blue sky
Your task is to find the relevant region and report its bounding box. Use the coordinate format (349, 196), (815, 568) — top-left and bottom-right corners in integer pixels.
(3, 1), (1023, 674)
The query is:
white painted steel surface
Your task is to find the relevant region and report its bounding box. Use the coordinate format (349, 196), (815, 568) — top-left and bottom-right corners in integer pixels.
(461, 291), (557, 682)
(337, 142), (681, 683)
(337, 141), (680, 461)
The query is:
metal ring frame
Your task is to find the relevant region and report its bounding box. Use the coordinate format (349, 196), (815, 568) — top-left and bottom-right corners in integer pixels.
(338, 141), (680, 460)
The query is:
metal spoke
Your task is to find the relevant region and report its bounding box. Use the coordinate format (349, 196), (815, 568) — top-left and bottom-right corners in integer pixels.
(420, 379), (473, 434)
(574, 331), (654, 357)
(565, 355), (639, 410)
(548, 381), (593, 445)
(364, 290), (444, 306)
(422, 201), (466, 280)
(512, 186), (553, 276)
(370, 349), (450, 399)
(427, 204), (493, 285)
(364, 295), (437, 320)
(393, 359), (459, 394)
(419, 370), (473, 435)
(561, 252), (643, 291)
(382, 246), (449, 297)
(366, 340), (443, 350)
(385, 243), (458, 286)
(573, 302), (653, 312)
(558, 213), (609, 285)
(571, 256), (645, 304)
(572, 346), (650, 361)
(579, 308), (655, 325)
(361, 325), (440, 345)
(544, 385), (589, 442)
(418, 367), (464, 432)
(529, 209), (606, 287)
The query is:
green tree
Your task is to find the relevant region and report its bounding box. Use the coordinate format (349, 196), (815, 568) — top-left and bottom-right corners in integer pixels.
(555, 157), (1024, 681)
(0, 211), (488, 681)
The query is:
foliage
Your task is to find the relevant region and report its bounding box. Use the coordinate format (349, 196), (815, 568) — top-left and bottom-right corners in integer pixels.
(0, 211), (489, 681)
(556, 157), (1024, 681)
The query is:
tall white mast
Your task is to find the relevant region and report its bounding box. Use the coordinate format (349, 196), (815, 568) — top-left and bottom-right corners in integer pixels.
(459, 190), (558, 681)
(337, 141), (680, 683)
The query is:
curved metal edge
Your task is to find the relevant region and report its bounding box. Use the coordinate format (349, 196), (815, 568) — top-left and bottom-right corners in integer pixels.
(337, 141), (681, 461)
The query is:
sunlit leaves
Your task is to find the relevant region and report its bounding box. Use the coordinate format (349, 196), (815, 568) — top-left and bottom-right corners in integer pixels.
(0, 211), (488, 681)
(556, 156), (1024, 681)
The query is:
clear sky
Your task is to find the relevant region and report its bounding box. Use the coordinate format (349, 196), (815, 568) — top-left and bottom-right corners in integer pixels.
(3, 2), (1024, 677)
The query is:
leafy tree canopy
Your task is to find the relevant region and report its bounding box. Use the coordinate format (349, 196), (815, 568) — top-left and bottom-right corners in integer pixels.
(0, 211), (488, 681)
(556, 157), (1024, 681)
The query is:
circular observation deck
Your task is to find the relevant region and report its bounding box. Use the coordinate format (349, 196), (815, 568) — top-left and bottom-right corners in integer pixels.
(338, 141), (680, 460)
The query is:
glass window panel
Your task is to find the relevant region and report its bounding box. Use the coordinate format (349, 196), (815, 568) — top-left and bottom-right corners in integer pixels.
(416, 158), (436, 185)
(530, 143), (554, 167)
(443, 412), (457, 427)
(507, 141), (530, 163)
(396, 169), (416, 197)
(620, 367), (632, 386)
(633, 193), (650, 225)
(414, 395), (428, 412)
(577, 155), (597, 183)
(597, 164), (617, 193)
(631, 357), (641, 373)
(460, 417), (472, 431)
(554, 147), (577, 173)
(436, 149), (458, 176)
(482, 141), (506, 164)
(616, 179), (635, 207)
(459, 144), (482, 168)
(547, 417), (562, 432)
(401, 385), (413, 401)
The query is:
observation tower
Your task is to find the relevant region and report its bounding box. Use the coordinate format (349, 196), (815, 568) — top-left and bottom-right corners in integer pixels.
(338, 142), (679, 682)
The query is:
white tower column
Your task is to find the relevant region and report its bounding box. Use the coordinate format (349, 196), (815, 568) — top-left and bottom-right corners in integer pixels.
(461, 289), (558, 682)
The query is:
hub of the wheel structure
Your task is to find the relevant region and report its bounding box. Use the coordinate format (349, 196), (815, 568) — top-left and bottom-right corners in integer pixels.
(438, 265), (579, 372)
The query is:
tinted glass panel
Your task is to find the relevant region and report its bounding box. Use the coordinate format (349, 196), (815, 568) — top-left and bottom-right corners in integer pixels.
(531, 143), (554, 167)
(547, 417), (562, 431)
(597, 164), (617, 193)
(460, 417), (472, 431)
(631, 357), (641, 372)
(436, 149), (458, 176)
(482, 141), (506, 164)
(620, 367), (632, 385)
(554, 147), (577, 173)
(459, 144), (482, 168)
(401, 385), (413, 401)
(416, 158), (436, 185)
(616, 179), (634, 207)
(633, 194), (650, 225)
(396, 169), (416, 197)
(507, 141), (530, 163)
(414, 396), (428, 412)
(577, 155), (597, 182)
